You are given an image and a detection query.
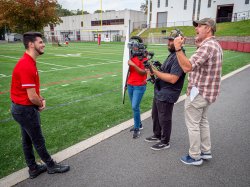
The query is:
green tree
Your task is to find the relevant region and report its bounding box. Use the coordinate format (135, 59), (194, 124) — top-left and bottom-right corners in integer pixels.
(140, 0), (151, 14)
(94, 10), (104, 14)
(56, 3), (74, 16)
(76, 9), (89, 15)
(0, 0), (62, 33)
(0, 26), (6, 40)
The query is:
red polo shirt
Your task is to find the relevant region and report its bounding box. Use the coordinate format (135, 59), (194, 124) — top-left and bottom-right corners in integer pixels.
(10, 53), (40, 105)
(127, 56), (147, 86)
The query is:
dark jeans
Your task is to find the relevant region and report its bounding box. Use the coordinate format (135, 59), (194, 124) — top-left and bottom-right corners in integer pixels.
(11, 103), (53, 169)
(152, 98), (174, 144)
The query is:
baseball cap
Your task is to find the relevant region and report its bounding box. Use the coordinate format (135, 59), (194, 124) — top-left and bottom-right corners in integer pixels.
(193, 18), (216, 32)
(164, 29), (184, 40)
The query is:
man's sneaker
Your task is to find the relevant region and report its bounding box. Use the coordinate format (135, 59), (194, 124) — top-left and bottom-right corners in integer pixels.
(150, 142), (170, 151)
(133, 129), (140, 139)
(47, 162), (70, 174)
(200, 152), (212, 160)
(144, 135), (160, 143)
(129, 124), (143, 132)
(180, 154), (203, 166)
(29, 164), (47, 179)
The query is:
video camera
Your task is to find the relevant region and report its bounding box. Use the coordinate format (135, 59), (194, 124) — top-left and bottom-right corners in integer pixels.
(127, 36), (163, 84)
(142, 53), (164, 84)
(142, 52), (157, 84)
(128, 36), (148, 58)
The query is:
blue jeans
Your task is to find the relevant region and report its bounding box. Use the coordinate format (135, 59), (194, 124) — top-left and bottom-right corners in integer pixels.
(11, 103), (54, 169)
(127, 85), (146, 129)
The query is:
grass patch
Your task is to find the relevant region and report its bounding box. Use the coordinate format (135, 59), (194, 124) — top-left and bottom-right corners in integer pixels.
(133, 20), (250, 37)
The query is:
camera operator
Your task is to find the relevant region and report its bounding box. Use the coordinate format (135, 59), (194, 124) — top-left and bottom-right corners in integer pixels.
(144, 30), (186, 150)
(127, 37), (147, 139)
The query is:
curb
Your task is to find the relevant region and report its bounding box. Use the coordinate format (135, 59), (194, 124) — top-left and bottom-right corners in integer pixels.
(1, 64), (250, 187)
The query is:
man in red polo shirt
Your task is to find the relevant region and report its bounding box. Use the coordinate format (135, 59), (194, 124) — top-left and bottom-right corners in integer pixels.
(10, 32), (70, 179)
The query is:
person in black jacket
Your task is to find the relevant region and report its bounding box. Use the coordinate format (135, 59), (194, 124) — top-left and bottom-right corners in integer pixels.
(145, 30), (186, 150)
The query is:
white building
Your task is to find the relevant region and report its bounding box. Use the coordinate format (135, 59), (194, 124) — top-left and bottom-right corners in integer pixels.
(150, 0), (250, 28)
(44, 10), (146, 42)
(5, 33), (22, 42)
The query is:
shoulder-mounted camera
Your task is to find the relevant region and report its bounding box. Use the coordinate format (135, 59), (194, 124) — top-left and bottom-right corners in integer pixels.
(128, 36), (148, 58)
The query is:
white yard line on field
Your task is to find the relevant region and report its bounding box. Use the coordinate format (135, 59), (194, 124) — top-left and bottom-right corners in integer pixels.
(0, 55), (121, 78)
(0, 55), (70, 68)
(0, 75), (11, 78)
(62, 84), (69, 87)
(38, 61), (120, 73)
(0, 74), (7, 77)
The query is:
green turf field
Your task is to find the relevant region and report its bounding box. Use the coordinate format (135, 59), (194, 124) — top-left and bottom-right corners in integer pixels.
(0, 42), (250, 178)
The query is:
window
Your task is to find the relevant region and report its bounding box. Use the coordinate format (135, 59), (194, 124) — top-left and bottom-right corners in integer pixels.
(208, 0), (211, 7)
(245, 0), (249, 4)
(165, 0), (168, 7)
(184, 0), (187, 10)
(81, 21), (83, 27)
(91, 19), (124, 26)
(157, 0), (160, 8)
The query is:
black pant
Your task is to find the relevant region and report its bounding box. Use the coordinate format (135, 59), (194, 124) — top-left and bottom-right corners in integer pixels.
(11, 103), (54, 169)
(152, 98), (174, 144)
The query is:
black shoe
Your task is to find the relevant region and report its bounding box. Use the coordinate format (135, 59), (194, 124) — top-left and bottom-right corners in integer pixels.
(47, 162), (70, 174)
(29, 164), (47, 179)
(144, 135), (160, 143)
(150, 142), (170, 151)
(130, 124), (143, 132)
(133, 129), (140, 139)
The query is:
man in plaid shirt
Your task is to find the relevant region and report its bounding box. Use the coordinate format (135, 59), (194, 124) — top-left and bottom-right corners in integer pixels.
(174, 18), (223, 166)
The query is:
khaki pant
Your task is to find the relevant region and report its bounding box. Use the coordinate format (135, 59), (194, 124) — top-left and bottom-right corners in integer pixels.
(185, 94), (211, 159)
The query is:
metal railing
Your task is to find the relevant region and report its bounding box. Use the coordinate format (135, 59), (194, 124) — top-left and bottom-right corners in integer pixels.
(233, 10), (250, 22)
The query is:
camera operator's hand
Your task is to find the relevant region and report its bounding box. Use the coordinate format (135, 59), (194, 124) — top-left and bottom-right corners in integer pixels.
(145, 67), (155, 76)
(129, 59), (146, 75)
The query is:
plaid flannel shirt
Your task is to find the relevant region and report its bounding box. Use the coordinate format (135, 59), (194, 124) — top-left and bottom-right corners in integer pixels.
(187, 36), (223, 103)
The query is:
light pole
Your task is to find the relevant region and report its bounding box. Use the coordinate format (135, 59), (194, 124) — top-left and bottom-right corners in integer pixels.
(147, 0), (151, 28)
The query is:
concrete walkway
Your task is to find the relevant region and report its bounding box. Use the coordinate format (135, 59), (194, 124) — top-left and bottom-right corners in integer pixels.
(7, 67), (250, 186)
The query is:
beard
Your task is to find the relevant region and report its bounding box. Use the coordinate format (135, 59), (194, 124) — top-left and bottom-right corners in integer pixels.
(168, 44), (176, 53)
(34, 46), (44, 55)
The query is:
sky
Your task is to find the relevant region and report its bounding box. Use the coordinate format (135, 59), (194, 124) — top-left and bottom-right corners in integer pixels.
(57, 0), (145, 13)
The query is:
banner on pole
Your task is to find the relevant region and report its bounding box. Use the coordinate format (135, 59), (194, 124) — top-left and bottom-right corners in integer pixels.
(122, 27), (130, 104)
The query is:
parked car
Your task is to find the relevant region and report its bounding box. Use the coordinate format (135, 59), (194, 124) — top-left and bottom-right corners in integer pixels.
(7, 33), (23, 42)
